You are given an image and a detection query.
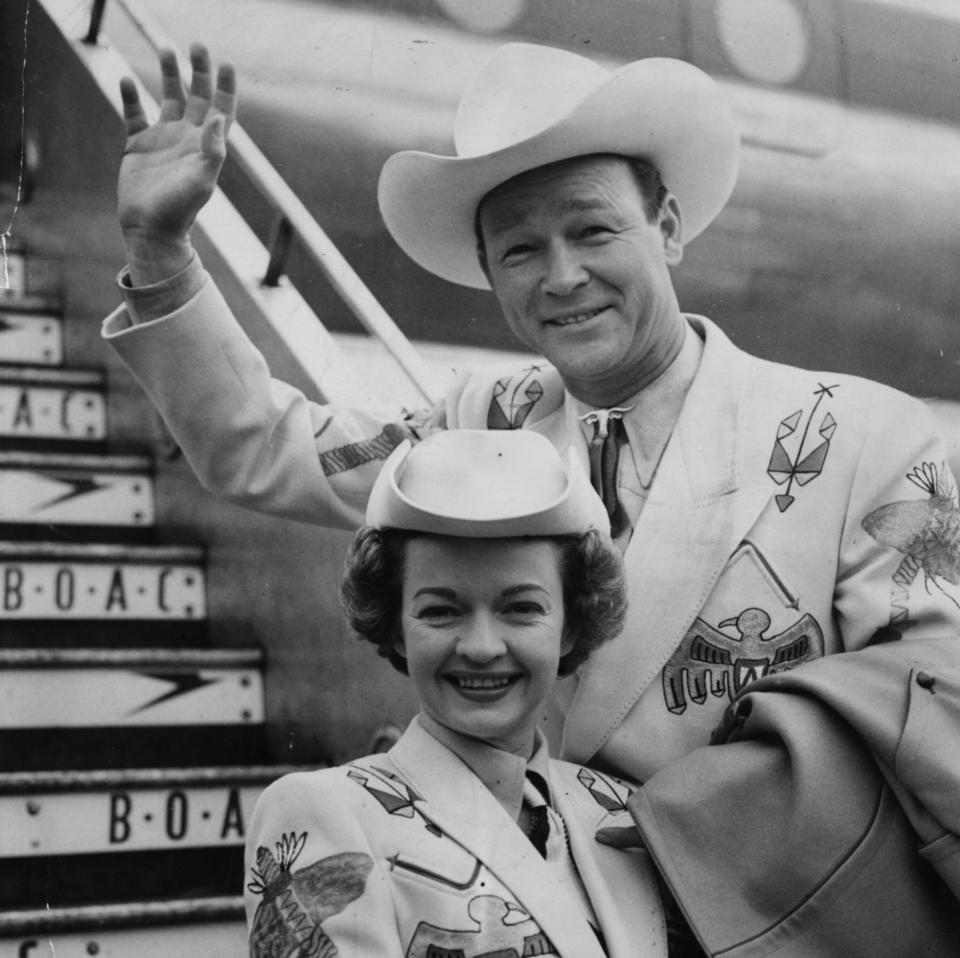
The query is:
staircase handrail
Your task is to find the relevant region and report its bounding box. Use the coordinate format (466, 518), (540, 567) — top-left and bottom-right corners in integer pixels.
(90, 0), (438, 405)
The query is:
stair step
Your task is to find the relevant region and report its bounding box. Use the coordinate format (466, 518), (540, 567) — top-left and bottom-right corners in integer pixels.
(0, 541), (205, 621)
(0, 766), (289, 858)
(2, 846), (244, 909)
(0, 648), (268, 770)
(0, 897), (246, 957)
(0, 618), (208, 647)
(0, 451), (154, 539)
(0, 364), (107, 448)
(0, 767), (313, 910)
(0, 647), (264, 726)
(4, 726), (271, 772)
(0, 295), (63, 365)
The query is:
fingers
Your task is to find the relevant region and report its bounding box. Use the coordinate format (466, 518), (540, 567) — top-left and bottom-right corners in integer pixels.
(212, 62), (237, 135)
(199, 114), (227, 164)
(156, 43), (236, 132)
(119, 76), (149, 136)
(158, 48), (186, 121)
(183, 43), (213, 124)
(594, 824), (643, 848)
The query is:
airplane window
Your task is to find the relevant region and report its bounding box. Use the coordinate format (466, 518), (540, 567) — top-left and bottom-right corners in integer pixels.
(435, 0), (527, 34)
(716, 0), (811, 86)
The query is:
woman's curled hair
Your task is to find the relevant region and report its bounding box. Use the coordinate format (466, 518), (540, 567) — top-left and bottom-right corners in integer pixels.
(339, 527), (627, 676)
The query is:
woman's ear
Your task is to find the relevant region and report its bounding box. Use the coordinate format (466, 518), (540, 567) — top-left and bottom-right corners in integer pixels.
(559, 628), (576, 659)
(392, 629), (407, 659)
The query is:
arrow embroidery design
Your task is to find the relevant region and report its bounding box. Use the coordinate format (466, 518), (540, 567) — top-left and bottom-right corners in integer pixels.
(576, 768), (631, 814)
(487, 366), (544, 430)
(346, 765), (442, 836)
(767, 383), (838, 512)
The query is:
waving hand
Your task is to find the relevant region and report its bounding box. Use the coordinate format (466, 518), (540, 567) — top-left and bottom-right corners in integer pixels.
(118, 43), (236, 285)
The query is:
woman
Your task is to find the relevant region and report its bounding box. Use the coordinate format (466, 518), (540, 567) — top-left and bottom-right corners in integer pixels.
(243, 429), (666, 957)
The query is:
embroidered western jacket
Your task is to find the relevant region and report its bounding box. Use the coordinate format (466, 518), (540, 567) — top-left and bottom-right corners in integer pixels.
(244, 717), (665, 958)
(104, 274), (960, 781)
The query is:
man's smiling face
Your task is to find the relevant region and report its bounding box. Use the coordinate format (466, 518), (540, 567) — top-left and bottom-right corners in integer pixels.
(478, 154), (685, 405)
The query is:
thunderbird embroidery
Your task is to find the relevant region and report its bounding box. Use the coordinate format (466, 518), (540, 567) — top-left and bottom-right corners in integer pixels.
(663, 607), (825, 714)
(247, 831), (372, 958)
(404, 894), (557, 958)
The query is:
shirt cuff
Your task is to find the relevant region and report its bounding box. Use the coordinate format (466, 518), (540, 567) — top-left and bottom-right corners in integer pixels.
(116, 252), (206, 325)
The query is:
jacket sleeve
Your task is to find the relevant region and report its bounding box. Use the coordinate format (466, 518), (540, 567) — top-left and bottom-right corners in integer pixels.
(102, 271), (443, 530)
(631, 678), (960, 958)
(835, 390), (960, 647)
(244, 771), (404, 958)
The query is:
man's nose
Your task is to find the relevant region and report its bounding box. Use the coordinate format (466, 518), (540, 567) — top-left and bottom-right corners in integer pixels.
(541, 243), (588, 295)
(456, 614), (507, 662)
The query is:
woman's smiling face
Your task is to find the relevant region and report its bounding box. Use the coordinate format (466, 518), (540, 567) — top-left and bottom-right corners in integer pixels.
(397, 535), (571, 758)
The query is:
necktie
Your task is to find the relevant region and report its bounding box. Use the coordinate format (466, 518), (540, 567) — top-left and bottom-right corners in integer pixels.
(522, 771), (551, 858)
(579, 407), (632, 539)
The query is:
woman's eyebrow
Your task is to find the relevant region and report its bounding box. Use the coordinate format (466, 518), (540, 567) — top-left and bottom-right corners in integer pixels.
(501, 584), (550, 598)
(411, 586), (459, 600)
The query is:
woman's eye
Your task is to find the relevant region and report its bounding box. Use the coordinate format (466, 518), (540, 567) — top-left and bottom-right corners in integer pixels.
(504, 601), (546, 618)
(415, 605), (459, 622)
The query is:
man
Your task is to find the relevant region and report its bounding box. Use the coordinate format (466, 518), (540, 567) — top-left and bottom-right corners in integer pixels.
(106, 39), (960, 956)
(106, 41), (960, 777)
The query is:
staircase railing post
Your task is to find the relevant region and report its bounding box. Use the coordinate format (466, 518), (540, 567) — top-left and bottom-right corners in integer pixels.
(83, 0), (108, 44)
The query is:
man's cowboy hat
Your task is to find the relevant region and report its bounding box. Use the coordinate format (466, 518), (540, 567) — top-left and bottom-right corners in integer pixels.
(378, 42), (740, 290)
(366, 429), (609, 537)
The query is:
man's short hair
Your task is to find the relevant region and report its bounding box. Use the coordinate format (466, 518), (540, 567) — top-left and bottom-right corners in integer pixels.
(474, 153), (669, 271)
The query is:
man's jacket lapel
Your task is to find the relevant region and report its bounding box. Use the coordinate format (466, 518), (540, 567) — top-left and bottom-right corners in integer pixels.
(553, 767), (667, 956)
(563, 318), (772, 763)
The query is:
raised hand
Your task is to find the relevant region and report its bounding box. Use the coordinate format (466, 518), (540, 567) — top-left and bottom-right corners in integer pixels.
(118, 43), (236, 285)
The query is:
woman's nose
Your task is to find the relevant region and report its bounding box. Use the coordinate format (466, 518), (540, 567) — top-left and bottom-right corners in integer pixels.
(456, 615), (507, 661)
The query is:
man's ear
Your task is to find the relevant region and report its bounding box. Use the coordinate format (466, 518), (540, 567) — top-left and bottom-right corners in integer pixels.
(660, 194), (684, 266)
(476, 240), (492, 283)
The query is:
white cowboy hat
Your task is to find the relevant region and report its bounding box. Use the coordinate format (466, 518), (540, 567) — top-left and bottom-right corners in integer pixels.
(365, 429), (609, 537)
(378, 42), (740, 290)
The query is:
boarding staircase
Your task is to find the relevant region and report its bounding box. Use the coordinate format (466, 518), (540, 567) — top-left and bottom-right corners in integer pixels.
(0, 0), (444, 947)
(0, 245), (281, 953)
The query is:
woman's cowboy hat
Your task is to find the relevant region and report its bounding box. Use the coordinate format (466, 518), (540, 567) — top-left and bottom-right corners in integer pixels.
(378, 42), (740, 290)
(366, 429), (609, 537)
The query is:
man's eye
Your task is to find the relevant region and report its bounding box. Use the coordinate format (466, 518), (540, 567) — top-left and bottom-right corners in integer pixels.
(579, 225), (613, 239)
(500, 243), (534, 262)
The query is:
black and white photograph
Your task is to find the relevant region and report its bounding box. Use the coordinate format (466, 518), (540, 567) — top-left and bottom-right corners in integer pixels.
(1, 1), (959, 954)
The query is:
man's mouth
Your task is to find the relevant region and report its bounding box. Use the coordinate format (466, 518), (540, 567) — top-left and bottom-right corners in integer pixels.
(545, 307), (605, 328)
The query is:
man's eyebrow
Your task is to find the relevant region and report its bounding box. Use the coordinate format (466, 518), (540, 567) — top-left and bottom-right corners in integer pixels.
(486, 196), (614, 234)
